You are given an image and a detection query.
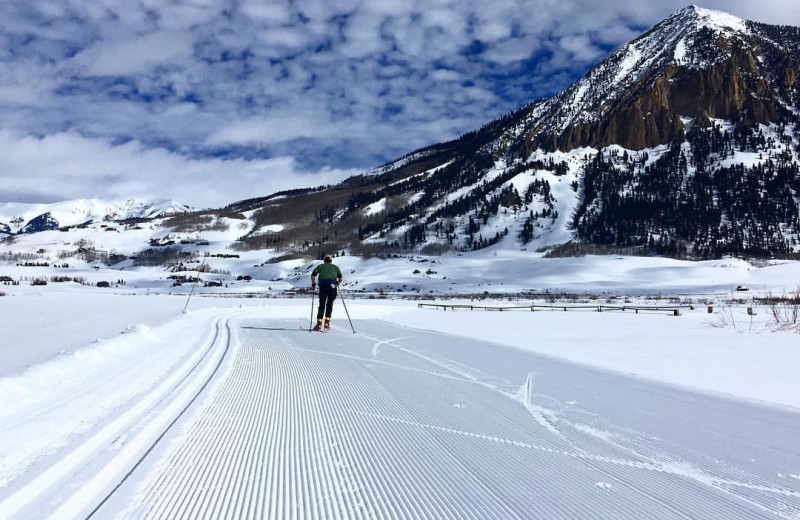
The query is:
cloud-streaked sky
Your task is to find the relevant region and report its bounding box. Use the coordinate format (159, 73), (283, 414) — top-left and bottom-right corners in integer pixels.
(1, 0), (799, 208)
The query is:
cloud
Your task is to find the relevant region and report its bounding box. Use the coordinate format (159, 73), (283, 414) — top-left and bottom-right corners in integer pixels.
(207, 114), (336, 146)
(0, 130), (356, 208)
(72, 31), (195, 76)
(0, 0), (798, 207)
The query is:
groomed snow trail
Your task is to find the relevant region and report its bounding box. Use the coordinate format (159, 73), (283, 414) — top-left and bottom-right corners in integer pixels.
(0, 311), (246, 520)
(101, 318), (800, 519)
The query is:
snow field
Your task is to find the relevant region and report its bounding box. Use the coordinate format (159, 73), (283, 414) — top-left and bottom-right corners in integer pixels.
(1, 253), (799, 517)
(0, 295), (798, 517)
(390, 303), (800, 410)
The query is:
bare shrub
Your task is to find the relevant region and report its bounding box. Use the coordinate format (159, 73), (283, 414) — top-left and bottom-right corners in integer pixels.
(349, 241), (403, 259)
(543, 241), (648, 258)
(762, 288), (800, 332)
(162, 212), (213, 232)
(231, 234), (284, 251)
(708, 305), (758, 333)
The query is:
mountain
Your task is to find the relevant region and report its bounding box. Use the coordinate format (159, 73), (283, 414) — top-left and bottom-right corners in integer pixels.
(2, 6), (799, 263)
(19, 212), (61, 234)
(223, 5), (800, 260)
(0, 198), (192, 235)
(505, 6), (800, 153)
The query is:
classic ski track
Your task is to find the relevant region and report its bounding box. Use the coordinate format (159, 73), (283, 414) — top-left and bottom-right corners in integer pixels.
(79, 314), (241, 519)
(0, 310), (249, 520)
(0, 319), (219, 487)
(105, 319), (800, 519)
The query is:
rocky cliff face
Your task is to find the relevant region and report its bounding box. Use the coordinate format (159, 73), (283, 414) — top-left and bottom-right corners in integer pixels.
(505, 6), (800, 154)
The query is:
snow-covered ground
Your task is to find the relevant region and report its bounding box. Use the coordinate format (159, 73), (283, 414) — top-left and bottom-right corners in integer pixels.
(1, 255), (799, 517)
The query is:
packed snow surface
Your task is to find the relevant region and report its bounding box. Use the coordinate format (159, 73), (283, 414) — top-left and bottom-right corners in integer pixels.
(1, 255), (799, 518)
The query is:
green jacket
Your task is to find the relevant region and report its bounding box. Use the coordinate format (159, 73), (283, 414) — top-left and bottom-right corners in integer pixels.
(313, 263), (342, 282)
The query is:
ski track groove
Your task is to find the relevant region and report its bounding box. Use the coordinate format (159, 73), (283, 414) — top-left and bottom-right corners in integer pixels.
(1, 313), (255, 520)
(356, 342), (521, 519)
(353, 366), (526, 519)
(106, 318), (798, 520)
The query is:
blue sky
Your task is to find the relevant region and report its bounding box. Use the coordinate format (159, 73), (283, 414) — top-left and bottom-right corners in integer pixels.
(1, 0), (799, 208)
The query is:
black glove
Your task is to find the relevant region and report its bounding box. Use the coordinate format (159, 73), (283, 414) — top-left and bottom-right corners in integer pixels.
(311, 282), (316, 290)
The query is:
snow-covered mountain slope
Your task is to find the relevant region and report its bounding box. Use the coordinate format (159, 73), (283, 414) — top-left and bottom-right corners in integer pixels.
(0, 198), (191, 234)
(2, 6), (800, 263)
(205, 5), (799, 261)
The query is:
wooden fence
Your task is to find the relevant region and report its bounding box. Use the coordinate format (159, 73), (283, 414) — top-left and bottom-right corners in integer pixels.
(417, 303), (694, 315)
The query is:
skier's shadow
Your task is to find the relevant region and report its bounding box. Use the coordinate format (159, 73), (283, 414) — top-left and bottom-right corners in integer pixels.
(240, 326), (309, 332)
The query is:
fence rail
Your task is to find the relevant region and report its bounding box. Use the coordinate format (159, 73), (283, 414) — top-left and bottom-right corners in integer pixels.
(417, 303), (694, 315)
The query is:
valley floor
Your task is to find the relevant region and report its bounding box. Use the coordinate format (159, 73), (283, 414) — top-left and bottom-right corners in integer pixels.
(0, 293), (799, 518)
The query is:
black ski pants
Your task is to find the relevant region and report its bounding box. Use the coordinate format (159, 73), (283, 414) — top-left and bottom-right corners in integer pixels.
(317, 284), (338, 320)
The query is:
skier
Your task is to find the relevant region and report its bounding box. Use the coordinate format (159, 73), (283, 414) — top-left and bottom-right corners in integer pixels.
(310, 254), (343, 331)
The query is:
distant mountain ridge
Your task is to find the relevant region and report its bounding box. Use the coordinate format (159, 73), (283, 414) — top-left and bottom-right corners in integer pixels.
(0, 198), (191, 234)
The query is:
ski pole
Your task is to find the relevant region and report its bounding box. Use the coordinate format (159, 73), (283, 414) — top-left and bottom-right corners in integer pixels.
(309, 286), (316, 331)
(183, 257), (206, 313)
(338, 286), (356, 333)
